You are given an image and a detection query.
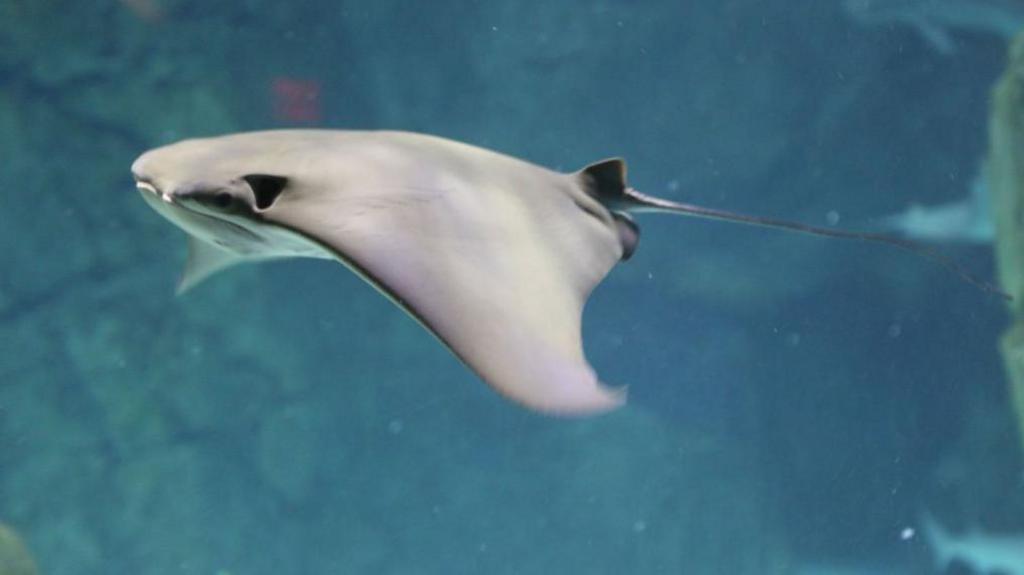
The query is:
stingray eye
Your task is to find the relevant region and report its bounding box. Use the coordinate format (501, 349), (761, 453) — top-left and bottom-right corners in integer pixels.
(211, 191), (234, 209)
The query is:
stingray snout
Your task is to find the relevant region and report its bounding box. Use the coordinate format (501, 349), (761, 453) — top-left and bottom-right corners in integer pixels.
(131, 156), (171, 201)
(130, 154), (153, 183)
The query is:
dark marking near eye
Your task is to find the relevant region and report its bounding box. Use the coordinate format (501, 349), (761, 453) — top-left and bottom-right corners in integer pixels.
(212, 192), (233, 208)
(243, 174), (288, 210)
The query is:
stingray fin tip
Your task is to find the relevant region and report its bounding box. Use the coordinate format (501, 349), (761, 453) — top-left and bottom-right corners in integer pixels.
(539, 384), (628, 418)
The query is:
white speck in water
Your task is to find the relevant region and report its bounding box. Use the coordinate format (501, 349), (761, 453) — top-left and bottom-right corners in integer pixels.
(632, 520), (647, 533)
(491, 25), (498, 32)
(887, 323), (902, 338)
(900, 527), (915, 541)
(826, 210), (840, 225)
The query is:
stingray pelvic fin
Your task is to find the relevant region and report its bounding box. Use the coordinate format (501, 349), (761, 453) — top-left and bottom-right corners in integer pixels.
(178, 237), (244, 294)
(613, 213), (640, 260)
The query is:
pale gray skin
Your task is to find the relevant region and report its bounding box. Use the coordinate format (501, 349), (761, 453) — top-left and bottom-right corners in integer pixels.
(133, 130), (998, 415)
(133, 130), (642, 415)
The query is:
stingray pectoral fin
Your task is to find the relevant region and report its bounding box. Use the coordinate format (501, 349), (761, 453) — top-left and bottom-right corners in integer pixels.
(424, 290), (627, 415)
(341, 241), (625, 415)
(177, 237), (245, 294)
(265, 187), (626, 415)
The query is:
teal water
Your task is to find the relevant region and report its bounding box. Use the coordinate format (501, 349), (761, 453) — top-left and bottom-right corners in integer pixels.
(1, 1), (1021, 574)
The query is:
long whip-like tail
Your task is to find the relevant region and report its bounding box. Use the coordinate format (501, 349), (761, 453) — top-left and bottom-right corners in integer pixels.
(624, 188), (1010, 301)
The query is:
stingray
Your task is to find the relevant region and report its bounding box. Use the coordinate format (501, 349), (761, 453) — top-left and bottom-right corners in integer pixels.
(131, 130), (1002, 415)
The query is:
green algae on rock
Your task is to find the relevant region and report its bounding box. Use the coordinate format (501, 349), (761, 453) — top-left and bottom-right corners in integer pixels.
(988, 31), (1024, 454)
(0, 523), (39, 575)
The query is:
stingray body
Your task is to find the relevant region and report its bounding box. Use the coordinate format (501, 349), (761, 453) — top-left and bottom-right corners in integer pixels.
(134, 130), (642, 414)
(132, 130), (996, 415)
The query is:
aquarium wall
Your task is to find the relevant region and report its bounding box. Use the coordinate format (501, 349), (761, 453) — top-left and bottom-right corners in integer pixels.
(1, 1), (1021, 574)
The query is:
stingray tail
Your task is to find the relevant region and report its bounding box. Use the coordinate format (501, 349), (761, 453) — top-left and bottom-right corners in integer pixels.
(573, 157), (1007, 299)
(622, 186), (1009, 301)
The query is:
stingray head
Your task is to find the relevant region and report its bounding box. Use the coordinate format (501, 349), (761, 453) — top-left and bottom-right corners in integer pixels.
(132, 138), (290, 255)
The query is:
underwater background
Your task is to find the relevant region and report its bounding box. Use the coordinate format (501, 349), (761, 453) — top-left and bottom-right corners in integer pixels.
(1, 0), (1023, 573)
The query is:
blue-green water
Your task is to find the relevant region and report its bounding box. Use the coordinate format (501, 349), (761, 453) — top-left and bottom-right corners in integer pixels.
(1, 1), (1022, 574)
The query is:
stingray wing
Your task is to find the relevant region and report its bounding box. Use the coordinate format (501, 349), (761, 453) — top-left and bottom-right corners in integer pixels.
(263, 170), (626, 415)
